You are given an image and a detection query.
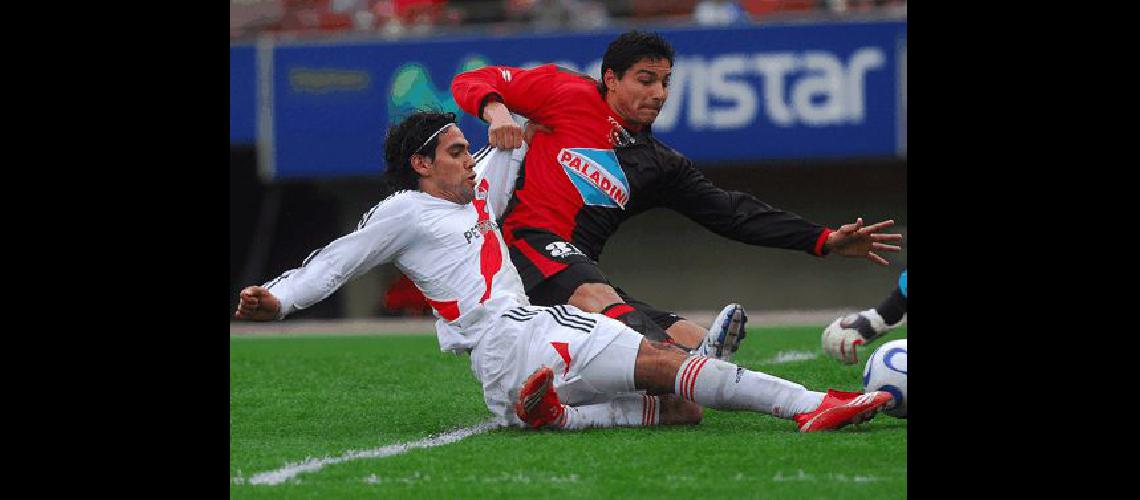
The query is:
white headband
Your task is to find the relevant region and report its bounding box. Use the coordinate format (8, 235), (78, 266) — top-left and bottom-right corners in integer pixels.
(413, 123), (455, 155)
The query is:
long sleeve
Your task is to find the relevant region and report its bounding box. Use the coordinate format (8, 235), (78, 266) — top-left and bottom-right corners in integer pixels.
(263, 193), (421, 318)
(473, 142), (528, 223)
(658, 148), (831, 256)
(451, 64), (577, 125)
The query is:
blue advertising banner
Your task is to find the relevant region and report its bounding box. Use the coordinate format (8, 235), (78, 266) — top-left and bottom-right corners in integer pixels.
(230, 44), (256, 145)
(231, 21), (905, 180)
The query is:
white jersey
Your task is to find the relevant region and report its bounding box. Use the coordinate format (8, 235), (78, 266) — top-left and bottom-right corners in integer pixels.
(265, 144), (529, 353)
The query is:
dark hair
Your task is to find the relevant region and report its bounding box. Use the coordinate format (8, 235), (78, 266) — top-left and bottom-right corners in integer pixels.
(598, 30), (675, 97)
(383, 110), (458, 192)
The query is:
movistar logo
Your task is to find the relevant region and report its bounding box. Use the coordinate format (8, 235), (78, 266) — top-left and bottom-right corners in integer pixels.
(388, 55), (491, 125)
(557, 148), (630, 209)
(289, 68), (370, 94)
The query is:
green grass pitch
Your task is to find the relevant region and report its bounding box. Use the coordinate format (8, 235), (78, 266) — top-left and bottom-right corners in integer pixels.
(230, 326), (907, 498)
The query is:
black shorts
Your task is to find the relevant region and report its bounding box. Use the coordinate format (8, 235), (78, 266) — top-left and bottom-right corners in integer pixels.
(508, 228), (683, 330)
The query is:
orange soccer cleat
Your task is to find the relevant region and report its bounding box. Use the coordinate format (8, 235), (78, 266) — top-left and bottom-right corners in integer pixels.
(793, 389), (893, 432)
(514, 366), (565, 429)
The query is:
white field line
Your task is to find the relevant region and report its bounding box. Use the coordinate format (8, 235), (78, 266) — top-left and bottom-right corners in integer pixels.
(760, 350), (819, 364)
(237, 420), (500, 486)
(772, 469), (885, 482)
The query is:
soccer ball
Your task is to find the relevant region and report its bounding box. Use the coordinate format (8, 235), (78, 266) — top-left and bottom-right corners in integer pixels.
(862, 338), (907, 418)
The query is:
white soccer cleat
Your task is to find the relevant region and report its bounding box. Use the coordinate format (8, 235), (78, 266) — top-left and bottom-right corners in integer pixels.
(821, 309), (889, 365)
(697, 303), (748, 362)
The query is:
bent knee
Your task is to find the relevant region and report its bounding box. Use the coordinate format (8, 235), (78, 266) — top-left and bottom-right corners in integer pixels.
(568, 282), (622, 312)
(677, 402), (703, 425)
(658, 394), (703, 426)
(635, 339), (687, 393)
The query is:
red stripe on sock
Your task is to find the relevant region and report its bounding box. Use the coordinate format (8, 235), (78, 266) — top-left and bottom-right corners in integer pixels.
(642, 395), (649, 425)
(680, 358), (692, 400)
(682, 356), (703, 400)
(650, 396), (657, 425)
(603, 304), (635, 319)
(687, 357), (710, 402)
(678, 357), (699, 400)
(688, 357), (706, 400)
(675, 360), (689, 399)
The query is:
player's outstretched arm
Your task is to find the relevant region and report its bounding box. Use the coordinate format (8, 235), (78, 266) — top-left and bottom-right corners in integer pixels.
(234, 286), (281, 321)
(823, 218), (903, 266)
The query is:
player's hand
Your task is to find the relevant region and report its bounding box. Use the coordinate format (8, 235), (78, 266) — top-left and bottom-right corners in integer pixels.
(523, 121), (553, 143)
(824, 218), (902, 266)
(234, 286), (281, 321)
(485, 102), (523, 149)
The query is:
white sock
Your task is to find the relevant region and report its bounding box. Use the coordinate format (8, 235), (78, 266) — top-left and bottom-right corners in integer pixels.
(559, 394), (659, 429)
(861, 308), (891, 333)
(674, 356), (825, 419)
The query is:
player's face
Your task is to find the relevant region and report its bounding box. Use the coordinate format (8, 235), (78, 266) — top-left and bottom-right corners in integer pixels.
(606, 57), (671, 126)
(423, 126), (476, 204)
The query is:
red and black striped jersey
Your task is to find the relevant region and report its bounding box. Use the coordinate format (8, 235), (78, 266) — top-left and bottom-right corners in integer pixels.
(452, 64), (831, 264)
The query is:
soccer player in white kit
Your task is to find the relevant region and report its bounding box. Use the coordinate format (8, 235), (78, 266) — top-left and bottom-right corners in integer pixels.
(234, 110), (892, 431)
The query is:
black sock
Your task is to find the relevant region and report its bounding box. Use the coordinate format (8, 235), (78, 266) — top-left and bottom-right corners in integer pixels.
(601, 303), (671, 343)
(876, 288), (908, 326)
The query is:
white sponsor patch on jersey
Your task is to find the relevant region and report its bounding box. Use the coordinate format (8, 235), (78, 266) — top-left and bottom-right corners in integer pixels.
(556, 148), (630, 209)
(545, 241), (585, 259)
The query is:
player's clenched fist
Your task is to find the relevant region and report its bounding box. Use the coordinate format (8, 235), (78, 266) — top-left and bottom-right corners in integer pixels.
(488, 119), (523, 149)
(234, 285), (281, 321)
(484, 101), (523, 149)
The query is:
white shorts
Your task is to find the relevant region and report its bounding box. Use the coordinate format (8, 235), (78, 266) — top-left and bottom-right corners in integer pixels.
(470, 305), (645, 427)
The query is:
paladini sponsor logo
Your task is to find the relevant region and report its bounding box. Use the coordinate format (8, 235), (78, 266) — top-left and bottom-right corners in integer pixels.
(556, 148), (630, 209)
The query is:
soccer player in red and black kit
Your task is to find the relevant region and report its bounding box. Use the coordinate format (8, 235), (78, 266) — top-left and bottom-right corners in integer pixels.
(451, 31), (902, 360)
